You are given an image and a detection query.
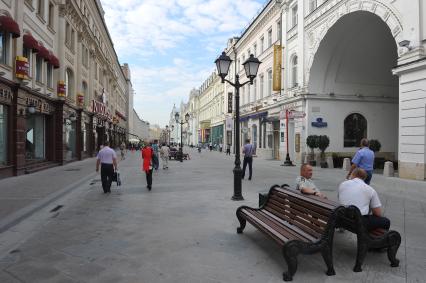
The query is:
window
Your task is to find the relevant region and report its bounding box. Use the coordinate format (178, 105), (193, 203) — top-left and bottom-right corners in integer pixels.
(309, 0), (317, 12)
(259, 74), (264, 99)
(292, 5), (298, 27)
(46, 63), (53, 87)
(37, 0), (45, 19)
(82, 45), (88, 67)
(247, 49), (250, 59)
(94, 61), (98, 79)
(0, 32), (8, 65)
(241, 85), (245, 105)
(48, 2), (54, 28)
(82, 81), (88, 106)
(36, 55), (43, 82)
(25, 0), (33, 7)
(237, 59), (240, 73)
(0, 105), (7, 165)
(23, 47), (32, 77)
(267, 69), (272, 96)
(344, 114), (367, 147)
(268, 28), (272, 47)
(65, 22), (70, 45)
(260, 36), (264, 53)
(247, 83), (251, 103)
(65, 68), (74, 98)
(71, 29), (75, 50)
(292, 55), (298, 87)
(253, 43), (257, 57)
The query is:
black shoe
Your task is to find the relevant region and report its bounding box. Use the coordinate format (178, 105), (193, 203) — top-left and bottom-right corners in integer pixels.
(148, 186), (152, 191)
(248, 178), (252, 181)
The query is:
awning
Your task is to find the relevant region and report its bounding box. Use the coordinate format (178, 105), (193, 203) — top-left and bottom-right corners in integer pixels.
(240, 111), (268, 122)
(37, 42), (50, 60)
(0, 15), (20, 38)
(48, 51), (60, 69)
(23, 33), (39, 52)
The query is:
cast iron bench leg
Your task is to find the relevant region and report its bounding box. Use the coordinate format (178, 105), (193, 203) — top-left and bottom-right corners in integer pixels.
(236, 210), (246, 234)
(387, 231), (401, 267)
(282, 243), (299, 281)
(321, 244), (336, 276)
(354, 236), (368, 272)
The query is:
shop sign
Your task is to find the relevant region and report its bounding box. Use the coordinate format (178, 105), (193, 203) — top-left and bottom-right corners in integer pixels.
(92, 100), (112, 121)
(0, 85), (13, 103)
(57, 81), (66, 97)
(312, 117), (328, 128)
(225, 117), (233, 131)
(15, 56), (29, 79)
(273, 45), (282, 91)
(227, 92), (233, 113)
(77, 93), (84, 106)
(288, 111), (306, 119)
(26, 97), (53, 114)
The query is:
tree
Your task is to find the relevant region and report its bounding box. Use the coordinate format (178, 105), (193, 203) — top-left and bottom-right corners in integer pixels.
(369, 139), (381, 152)
(306, 135), (319, 165)
(318, 135), (330, 168)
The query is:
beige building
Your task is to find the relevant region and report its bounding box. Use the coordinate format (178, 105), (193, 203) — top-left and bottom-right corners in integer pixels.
(0, 0), (130, 178)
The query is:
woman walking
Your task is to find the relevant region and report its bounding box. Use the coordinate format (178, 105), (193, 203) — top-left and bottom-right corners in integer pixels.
(142, 141), (154, 190)
(159, 143), (170, 169)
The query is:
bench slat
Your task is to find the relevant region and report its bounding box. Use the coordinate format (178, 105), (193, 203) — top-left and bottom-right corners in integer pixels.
(275, 187), (337, 210)
(272, 192), (332, 217)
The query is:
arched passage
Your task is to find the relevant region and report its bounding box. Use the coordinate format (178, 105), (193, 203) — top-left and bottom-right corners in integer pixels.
(307, 11), (399, 161)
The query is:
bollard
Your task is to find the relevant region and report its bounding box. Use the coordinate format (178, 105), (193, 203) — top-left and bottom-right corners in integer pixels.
(342, 158), (351, 171)
(383, 161), (394, 177)
(326, 156), (334, 169)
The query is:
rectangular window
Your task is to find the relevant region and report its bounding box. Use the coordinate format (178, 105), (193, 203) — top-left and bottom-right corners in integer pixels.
(309, 0), (317, 12)
(268, 69), (272, 96)
(253, 78), (257, 102)
(47, 63), (53, 87)
(36, 55), (43, 82)
(268, 28), (272, 47)
(253, 43), (257, 57)
(0, 32), (8, 65)
(71, 29), (75, 50)
(260, 37), (264, 53)
(48, 2), (54, 28)
(65, 22), (70, 45)
(247, 49), (250, 58)
(241, 85), (245, 105)
(260, 74), (264, 99)
(247, 84), (250, 103)
(0, 105), (7, 165)
(37, 0), (45, 19)
(292, 5), (298, 27)
(277, 20), (281, 41)
(94, 61), (98, 79)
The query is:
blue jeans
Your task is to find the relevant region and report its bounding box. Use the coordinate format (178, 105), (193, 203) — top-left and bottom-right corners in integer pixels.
(365, 170), (373, 184)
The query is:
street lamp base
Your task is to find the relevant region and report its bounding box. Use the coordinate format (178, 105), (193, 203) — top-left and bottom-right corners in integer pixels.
(232, 166), (244, 201)
(281, 153), (295, 166)
(231, 195), (244, 201)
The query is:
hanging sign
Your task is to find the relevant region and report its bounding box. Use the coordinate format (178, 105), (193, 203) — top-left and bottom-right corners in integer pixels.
(15, 56), (29, 79)
(273, 45), (282, 91)
(227, 92), (233, 113)
(57, 81), (66, 97)
(288, 111), (306, 119)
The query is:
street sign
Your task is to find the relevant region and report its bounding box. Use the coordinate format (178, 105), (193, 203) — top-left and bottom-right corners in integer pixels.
(288, 111), (306, 119)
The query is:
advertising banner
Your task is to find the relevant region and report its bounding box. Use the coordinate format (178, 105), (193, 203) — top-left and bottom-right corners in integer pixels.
(15, 56), (29, 79)
(227, 92), (233, 113)
(273, 45), (282, 91)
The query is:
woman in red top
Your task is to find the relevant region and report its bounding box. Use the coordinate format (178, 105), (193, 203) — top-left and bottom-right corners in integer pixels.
(141, 142), (153, 190)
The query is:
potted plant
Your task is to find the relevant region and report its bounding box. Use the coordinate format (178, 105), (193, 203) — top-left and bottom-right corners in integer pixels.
(369, 139), (381, 153)
(369, 139), (383, 168)
(318, 135), (330, 168)
(306, 135), (319, 166)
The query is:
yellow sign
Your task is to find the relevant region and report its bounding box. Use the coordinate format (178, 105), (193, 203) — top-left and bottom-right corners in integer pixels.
(273, 45), (282, 91)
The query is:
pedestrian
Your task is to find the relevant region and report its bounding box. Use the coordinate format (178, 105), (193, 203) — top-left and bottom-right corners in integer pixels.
(339, 168), (390, 231)
(95, 141), (117, 194)
(346, 138), (375, 184)
(160, 142), (170, 169)
(142, 142), (154, 190)
(120, 141), (126, 160)
(241, 139), (254, 180)
(226, 143), (231, 155)
(151, 140), (160, 170)
(209, 142), (212, 151)
(219, 143), (223, 152)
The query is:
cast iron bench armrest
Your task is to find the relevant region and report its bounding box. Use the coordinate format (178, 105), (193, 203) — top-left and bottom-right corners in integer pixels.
(236, 185), (344, 281)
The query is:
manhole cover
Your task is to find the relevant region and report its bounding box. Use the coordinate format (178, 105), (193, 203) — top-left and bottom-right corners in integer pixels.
(64, 168), (80, 172)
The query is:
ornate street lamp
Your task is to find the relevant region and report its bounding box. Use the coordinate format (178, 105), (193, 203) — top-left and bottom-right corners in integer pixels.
(27, 102), (36, 115)
(215, 51), (261, 201)
(175, 113), (190, 162)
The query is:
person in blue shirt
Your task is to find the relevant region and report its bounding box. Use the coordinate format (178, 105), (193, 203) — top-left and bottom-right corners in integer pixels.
(346, 138), (375, 184)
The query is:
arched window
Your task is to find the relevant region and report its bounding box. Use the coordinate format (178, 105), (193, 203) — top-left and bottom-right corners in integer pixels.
(82, 81), (88, 106)
(344, 113), (367, 147)
(292, 55), (298, 87)
(65, 68), (74, 98)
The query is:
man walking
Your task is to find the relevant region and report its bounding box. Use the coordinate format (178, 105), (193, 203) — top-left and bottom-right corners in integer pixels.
(160, 143), (170, 169)
(347, 138), (375, 184)
(226, 143), (231, 155)
(241, 139), (254, 180)
(96, 141), (117, 194)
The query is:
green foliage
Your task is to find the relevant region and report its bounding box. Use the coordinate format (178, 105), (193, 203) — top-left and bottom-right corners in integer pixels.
(369, 139), (381, 152)
(318, 135), (330, 153)
(306, 135), (319, 150)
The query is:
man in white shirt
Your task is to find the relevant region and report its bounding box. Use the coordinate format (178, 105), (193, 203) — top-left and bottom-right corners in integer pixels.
(295, 164), (326, 198)
(96, 141), (118, 194)
(338, 168), (390, 231)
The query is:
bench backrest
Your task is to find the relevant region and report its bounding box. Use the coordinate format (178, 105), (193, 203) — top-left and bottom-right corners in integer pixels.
(264, 186), (341, 240)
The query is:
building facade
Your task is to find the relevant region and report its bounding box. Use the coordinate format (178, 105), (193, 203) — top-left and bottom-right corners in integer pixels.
(176, 0), (426, 180)
(0, 0), (130, 179)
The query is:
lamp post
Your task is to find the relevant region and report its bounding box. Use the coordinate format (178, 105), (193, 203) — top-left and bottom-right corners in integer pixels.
(215, 52), (261, 201)
(175, 112), (190, 162)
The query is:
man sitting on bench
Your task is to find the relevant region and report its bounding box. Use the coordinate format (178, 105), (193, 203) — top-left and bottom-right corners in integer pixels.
(338, 168), (390, 231)
(295, 164), (327, 198)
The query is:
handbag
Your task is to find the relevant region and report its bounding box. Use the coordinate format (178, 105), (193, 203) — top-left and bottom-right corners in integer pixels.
(112, 171), (121, 186)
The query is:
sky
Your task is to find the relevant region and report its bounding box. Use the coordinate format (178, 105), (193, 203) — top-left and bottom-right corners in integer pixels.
(100, 0), (267, 127)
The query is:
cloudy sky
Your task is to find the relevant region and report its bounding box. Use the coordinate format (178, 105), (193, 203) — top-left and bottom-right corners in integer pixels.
(100, 0), (267, 127)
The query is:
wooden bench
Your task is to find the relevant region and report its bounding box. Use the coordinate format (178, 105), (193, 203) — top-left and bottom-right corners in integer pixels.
(336, 205), (401, 272)
(236, 185), (344, 281)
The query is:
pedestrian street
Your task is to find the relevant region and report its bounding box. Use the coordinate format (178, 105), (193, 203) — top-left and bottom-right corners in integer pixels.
(0, 148), (425, 282)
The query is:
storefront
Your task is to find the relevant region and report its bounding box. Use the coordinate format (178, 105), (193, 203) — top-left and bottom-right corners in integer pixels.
(211, 124), (224, 146)
(25, 114), (45, 160)
(0, 82), (13, 178)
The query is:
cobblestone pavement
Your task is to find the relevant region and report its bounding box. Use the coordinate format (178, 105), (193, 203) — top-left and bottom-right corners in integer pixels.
(0, 148), (425, 282)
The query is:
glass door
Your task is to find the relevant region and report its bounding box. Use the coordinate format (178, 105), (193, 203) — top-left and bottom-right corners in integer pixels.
(26, 115), (45, 160)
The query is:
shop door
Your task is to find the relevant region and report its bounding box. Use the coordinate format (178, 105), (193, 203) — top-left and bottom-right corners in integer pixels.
(25, 115), (45, 160)
(273, 121), (280, 160)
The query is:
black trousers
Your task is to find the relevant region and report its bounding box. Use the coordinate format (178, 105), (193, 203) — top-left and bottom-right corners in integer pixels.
(101, 163), (114, 193)
(362, 215), (390, 231)
(242, 156), (253, 179)
(145, 169), (153, 189)
(226, 149), (231, 155)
